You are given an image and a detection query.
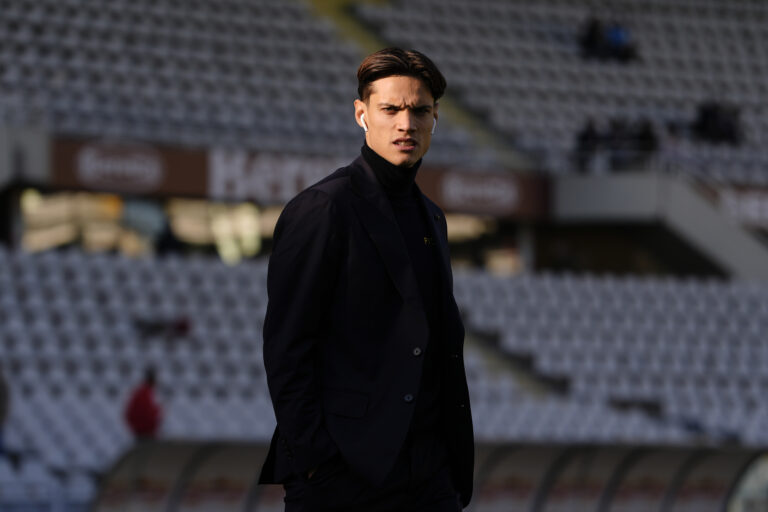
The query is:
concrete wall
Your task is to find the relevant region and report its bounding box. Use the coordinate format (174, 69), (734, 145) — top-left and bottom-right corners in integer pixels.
(0, 125), (49, 189)
(555, 173), (768, 280)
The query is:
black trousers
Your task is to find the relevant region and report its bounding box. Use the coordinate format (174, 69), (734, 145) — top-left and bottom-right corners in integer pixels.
(282, 435), (461, 512)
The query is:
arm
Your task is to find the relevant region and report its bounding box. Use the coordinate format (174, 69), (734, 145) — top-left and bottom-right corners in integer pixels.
(262, 189), (341, 477)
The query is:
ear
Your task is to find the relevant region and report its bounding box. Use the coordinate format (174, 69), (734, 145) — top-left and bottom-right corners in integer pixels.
(431, 103), (439, 135)
(354, 99), (367, 130)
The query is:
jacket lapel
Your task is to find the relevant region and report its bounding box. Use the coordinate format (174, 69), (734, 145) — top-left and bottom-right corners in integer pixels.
(349, 157), (421, 303)
(418, 188), (453, 291)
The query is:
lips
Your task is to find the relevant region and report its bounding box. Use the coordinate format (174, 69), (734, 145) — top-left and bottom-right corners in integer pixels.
(394, 138), (417, 149)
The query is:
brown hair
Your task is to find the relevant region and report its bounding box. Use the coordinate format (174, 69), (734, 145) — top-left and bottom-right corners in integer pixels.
(357, 47), (446, 103)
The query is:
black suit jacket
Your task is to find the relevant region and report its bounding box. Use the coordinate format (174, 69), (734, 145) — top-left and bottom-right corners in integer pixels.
(259, 155), (474, 506)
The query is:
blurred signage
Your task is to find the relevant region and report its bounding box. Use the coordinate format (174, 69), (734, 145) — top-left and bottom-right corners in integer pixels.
(208, 149), (345, 204)
(720, 188), (768, 226)
(444, 172), (519, 212)
(78, 142), (163, 191)
(416, 168), (548, 218)
(50, 137), (549, 218)
(52, 138), (206, 196)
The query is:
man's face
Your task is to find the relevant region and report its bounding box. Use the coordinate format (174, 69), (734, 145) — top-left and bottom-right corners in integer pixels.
(354, 75), (438, 168)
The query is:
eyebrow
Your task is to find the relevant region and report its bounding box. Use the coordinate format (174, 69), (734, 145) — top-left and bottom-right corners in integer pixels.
(377, 102), (433, 110)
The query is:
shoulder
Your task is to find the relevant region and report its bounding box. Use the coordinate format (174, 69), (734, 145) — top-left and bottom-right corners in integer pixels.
(273, 160), (359, 241)
(310, 163), (355, 195)
(285, 162), (356, 212)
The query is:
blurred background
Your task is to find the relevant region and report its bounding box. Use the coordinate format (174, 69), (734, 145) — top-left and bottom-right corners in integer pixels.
(1, 0), (768, 510)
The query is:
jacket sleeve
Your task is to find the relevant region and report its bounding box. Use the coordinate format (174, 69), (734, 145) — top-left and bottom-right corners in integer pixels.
(262, 188), (341, 476)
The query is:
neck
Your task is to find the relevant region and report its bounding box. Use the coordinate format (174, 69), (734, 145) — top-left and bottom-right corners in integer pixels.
(361, 143), (421, 197)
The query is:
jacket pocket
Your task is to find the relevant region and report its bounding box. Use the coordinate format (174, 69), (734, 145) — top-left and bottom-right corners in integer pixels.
(325, 389), (368, 418)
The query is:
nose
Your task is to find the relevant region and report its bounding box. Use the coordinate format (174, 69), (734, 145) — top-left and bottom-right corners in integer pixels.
(396, 110), (417, 133)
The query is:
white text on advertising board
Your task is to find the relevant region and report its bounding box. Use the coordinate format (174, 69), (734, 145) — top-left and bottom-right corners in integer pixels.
(209, 150), (346, 203)
(77, 142), (164, 192)
(442, 171), (518, 215)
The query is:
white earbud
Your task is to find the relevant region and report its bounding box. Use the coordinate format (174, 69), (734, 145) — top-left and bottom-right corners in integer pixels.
(431, 118), (437, 135)
(360, 113), (368, 132)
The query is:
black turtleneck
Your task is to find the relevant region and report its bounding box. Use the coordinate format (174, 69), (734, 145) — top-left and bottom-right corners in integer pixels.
(361, 143), (421, 197)
(361, 144), (446, 478)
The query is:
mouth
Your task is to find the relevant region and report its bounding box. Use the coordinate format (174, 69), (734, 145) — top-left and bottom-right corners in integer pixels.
(393, 138), (417, 152)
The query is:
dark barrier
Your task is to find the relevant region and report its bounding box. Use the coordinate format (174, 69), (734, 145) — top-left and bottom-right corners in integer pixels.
(600, 448), (698, 511)
(97, 443), (203, 512)
(470, 444), (565, 511)
(537, 446), (633, 512)
(668, 449), (757, 512)
(94, 442), (765, 512)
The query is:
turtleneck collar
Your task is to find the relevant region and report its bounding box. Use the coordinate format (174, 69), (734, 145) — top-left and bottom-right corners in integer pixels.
(361, 143), (422, 198)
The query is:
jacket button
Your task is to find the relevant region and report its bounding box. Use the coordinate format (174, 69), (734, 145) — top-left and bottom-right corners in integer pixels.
(404, 394), (414, 403)
(458, 403), (466, 408)
(434, 214), (441, 220)
(412, 347), (422, 356)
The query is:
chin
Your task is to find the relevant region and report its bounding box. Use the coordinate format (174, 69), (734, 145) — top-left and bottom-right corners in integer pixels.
(391, 153), (420, 167)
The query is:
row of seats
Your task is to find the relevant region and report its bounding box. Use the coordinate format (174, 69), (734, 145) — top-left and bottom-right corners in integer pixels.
(0, 0), (486, 166)
(453, 267), (768, 445)
(4, 0), (768, 179)
(0, 246), (701, 485)
(357, 0), (768, 184)
(0, 456), (93, 512)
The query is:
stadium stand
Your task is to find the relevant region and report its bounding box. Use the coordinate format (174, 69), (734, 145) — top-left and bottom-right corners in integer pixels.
(454, 268), (768, 446)
(2, 0), (768, 509)
(356, 0), (768, 184)
(0, 0), (485, 166)
(0, 247), (709, 508)
(0, 247), (274, 508)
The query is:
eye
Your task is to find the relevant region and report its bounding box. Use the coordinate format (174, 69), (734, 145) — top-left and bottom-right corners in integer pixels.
(384, 106), (398, 113)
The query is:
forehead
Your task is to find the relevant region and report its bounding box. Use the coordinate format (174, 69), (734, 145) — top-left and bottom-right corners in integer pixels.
(368, 75), (435, 104)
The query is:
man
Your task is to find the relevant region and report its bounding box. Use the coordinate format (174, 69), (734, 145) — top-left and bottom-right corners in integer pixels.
(260, 48), (474, 511)
(124, 367), (162, 440)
